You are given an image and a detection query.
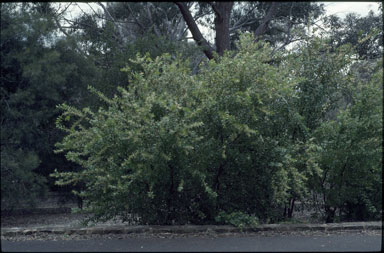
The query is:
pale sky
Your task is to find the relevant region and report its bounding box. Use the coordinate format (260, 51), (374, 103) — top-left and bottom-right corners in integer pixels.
(321, 2), (380, 18)
(69, 2), (381, 18)
(68, 2), (381, 22)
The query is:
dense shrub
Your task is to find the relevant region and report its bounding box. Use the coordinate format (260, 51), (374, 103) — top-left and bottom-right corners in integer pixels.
(305, 59), (382, 222)
(52, 34), (304, 225)
(52, 34), (382, 225)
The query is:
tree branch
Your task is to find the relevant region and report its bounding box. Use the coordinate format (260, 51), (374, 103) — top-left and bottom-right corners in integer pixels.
(125, 4), (146, 32)
(209, 2), (221, 18)
(97, 2), (124, 45)
(254, 2), (279, 41)
(55, 2), (73, 17)
(229, 3), (258, 33)
(175, 2), (214, 60)
(53, 15), (71, 38)
(230, 18), (260, 33)
(52, 15), (98, 63)
(145, 2), (162, 38)
(86, 3), (101, 19)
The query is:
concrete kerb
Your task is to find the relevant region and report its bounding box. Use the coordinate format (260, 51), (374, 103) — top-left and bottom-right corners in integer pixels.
(1, 222), (381, 237)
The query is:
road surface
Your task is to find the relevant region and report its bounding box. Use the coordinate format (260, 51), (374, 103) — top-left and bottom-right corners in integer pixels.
(2, 232), (382, 252)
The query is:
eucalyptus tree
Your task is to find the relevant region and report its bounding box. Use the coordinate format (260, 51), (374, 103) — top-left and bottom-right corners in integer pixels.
(175, 2), (325, 59)
(52, 2), (325, 62)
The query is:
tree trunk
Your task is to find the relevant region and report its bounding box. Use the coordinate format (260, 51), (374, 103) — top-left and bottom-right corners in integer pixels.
(175, 2), (279, 60)
(214, 163), (224, 194)
(325, 205), (336, 223)
(166, 163), (175, 224)
(212, 2), (234, 56)
(287, 198), (295, 218)
(77, 195), (83, 209)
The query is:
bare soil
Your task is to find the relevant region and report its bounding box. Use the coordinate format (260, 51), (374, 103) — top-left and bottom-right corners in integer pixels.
(1, 212), (130, 229)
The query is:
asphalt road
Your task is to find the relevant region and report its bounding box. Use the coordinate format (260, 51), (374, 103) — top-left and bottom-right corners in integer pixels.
(2, 233), (382, 252)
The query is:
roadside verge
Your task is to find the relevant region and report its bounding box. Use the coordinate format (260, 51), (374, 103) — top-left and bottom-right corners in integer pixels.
(1, 221), (381, 237)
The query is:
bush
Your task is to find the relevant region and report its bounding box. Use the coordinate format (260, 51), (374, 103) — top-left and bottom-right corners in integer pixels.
(52, 34), (382, 225)
(51, 34), (304, 225)
(215, 211), (259, 228)
(305, 59), (382, 222)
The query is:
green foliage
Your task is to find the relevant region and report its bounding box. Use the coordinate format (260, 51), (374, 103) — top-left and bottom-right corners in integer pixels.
(53, 32), (381, 225)
(285, 33), (382, 222)
(323, 10), (383, 60)
(215, 211), (259, 228)
(1, 148), (48, 210)
(1, 3), (99, 208)
(195, 36), (304, 223)
(289, 38), (355, 132)
(305, 59), (382, 222)
(52, 53), (211, 225)
(67, 3), (202, 99)
(52, 33), (304, 225)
